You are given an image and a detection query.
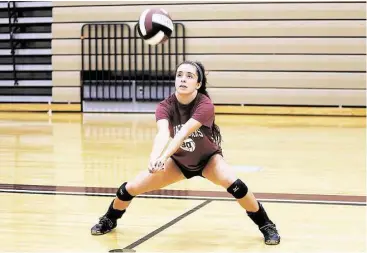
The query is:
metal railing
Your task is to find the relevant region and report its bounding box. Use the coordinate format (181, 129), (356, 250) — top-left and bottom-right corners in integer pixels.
(81, 23), (132, 102)
(81, 22), (186, 104)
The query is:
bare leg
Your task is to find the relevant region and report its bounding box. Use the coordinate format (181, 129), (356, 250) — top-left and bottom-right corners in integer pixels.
(91, 158), (185, 235)
(202, 154), (259, 212)
(202, 154), (280, 245)
(113, 157), (185, 210)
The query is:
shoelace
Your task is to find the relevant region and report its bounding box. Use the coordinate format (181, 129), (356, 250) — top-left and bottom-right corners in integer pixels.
(261, 224), (277, 237)
(99, 216), (113, 228)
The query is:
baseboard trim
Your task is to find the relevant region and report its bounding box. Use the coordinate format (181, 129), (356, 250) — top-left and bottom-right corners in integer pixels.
(214, 105), (366, 117)
(0, 103), (81, 112)
(0, 103), (365, 116)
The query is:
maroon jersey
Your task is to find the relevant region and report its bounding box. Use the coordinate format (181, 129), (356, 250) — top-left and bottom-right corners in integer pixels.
(155, 93), (222, 171)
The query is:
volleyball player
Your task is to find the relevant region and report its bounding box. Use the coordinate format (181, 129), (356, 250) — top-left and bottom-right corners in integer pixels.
(91, 61), (281, 245)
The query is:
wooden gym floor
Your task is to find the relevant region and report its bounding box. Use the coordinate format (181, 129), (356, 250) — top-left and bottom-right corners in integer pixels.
(0, 112), (365, 253)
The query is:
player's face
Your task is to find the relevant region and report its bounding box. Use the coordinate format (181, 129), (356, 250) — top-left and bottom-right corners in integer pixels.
(175, 64), (201, 95)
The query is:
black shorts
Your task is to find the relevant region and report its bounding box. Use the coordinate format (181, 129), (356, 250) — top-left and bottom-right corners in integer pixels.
(171, 151), (222, 179)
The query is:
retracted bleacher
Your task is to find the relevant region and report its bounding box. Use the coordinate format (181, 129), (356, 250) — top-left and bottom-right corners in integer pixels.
(0, 1), (52, 106)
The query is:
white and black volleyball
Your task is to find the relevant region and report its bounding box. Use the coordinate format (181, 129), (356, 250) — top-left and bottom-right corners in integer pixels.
(137, 8), (174, 45)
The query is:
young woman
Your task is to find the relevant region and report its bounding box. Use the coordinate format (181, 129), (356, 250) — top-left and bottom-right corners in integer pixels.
(91, 61), (281, 245)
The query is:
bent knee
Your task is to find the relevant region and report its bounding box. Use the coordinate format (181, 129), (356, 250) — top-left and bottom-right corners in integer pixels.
(227, 179), (249, 199)
(124, 182), (143, 197)
(116, 182), (135, 201)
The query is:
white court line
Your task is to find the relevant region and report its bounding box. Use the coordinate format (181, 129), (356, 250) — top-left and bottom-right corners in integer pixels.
(0, 189), (365, 206)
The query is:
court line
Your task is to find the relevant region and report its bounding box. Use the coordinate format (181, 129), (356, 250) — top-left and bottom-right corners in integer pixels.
(0, 188), (365, 206)
(121, 200), (212, 251)
(1, 183), (365, 202)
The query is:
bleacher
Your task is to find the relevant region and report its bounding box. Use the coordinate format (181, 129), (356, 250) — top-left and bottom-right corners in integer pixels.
(52, 1), (366, 115)
(0, 1), (365, 115)
(0, 1), (52, 106)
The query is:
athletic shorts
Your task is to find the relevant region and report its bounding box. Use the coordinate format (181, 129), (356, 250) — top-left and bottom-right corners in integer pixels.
(171, 151), (222, 179)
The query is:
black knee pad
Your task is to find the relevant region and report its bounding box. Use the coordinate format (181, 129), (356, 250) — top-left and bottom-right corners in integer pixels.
(116, 182), (134, 201)
(227, 179), (248, 199)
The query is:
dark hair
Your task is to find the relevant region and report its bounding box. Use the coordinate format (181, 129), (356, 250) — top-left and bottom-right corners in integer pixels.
(176, 61), (222, 146)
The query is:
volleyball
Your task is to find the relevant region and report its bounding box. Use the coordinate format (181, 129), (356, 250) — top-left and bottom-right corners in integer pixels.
(137, 8), (174, 45)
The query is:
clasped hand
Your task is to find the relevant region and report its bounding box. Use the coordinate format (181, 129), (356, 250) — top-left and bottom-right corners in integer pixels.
(148, 155), (167, 173)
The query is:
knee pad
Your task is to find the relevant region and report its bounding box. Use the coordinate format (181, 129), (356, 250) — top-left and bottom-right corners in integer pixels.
(116, 182), (134, 201)
(227, 179), (248, 199)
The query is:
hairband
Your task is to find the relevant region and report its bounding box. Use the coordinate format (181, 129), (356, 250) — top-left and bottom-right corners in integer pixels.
(190, 62), (203, 83)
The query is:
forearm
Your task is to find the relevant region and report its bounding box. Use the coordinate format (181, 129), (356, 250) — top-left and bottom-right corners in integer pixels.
(150, 132), (170, 159)
(161, 130), (187, 159)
